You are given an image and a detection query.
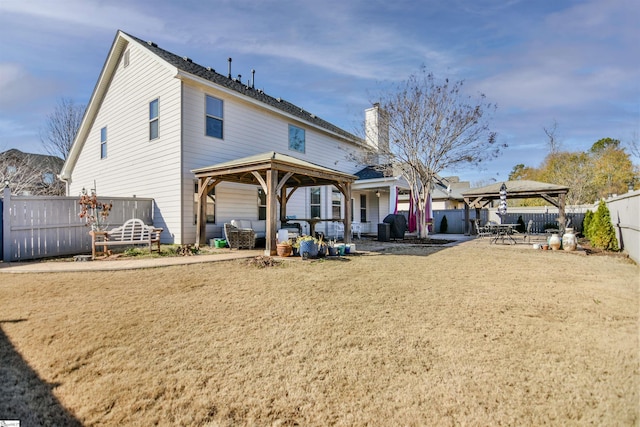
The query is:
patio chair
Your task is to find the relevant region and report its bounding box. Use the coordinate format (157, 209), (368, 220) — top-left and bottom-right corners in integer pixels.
(351, 222), (362, 239)
(474, 219), (490, 239)
(334, 222), (345, 239)
(224, 223), (255, 249)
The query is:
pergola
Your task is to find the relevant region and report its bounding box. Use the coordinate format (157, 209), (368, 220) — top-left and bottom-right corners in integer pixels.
(192, 152), (357, 255)
(462, 180), (570, 234)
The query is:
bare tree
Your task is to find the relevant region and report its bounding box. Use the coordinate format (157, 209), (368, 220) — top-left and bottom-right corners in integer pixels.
(40, 97), (85, 161)
(361, 70), (503, 238)
(543, 119), (561, 154)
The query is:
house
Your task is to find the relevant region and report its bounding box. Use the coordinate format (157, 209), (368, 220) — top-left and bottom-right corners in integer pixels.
(59, 30), (402, 250)
(1, 148), (65, 196)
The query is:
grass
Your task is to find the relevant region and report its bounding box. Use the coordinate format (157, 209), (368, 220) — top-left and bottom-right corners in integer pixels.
(0, 239), (638, 426)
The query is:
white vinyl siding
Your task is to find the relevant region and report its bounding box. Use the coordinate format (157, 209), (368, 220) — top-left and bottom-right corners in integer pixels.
(69, 41), (183, 242)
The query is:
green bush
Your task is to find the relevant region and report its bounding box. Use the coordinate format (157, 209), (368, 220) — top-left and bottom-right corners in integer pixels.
(440, 215), (448, 234)
(583, 210), (593, 239)
(588, 200), (618, 251)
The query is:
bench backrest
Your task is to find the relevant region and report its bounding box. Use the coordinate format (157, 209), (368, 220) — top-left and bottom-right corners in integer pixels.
(107, 219), (151, 241)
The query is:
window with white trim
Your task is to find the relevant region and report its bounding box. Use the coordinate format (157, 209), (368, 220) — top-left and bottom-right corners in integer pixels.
(360, 194), (367, 222)
(310, 187), (321, 218)
(205, 95), (223, 139)
(258, 188), (267, 220)
(149, 98), (159, 140)
(288, 124), (305, 153)
(332, 189), (341, 219)
(100, 126), (107, 159)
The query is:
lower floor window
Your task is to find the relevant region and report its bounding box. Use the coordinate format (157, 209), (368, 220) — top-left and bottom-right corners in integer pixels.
(258, 188), (266, 220)
(310, 187), (321, 218)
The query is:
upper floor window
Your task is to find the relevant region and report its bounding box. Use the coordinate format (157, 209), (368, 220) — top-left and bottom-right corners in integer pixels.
(123, 50), (130, 68)
(100, 126), (107, 159)
(205, 95), (223, 139)
(310, 187), (321, 218)
(258, 188), (267, 220)
(288, 124), (305, 153)
(149, 99), (159, 140)
(332, 189), (341, 219)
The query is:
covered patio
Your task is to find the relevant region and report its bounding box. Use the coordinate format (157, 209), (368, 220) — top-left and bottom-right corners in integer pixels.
(462, 180), (570, 234)
(192, 152), (357, 255)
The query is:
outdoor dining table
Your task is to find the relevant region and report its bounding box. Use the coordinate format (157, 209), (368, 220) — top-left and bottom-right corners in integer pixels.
(489, 223), (519, 245)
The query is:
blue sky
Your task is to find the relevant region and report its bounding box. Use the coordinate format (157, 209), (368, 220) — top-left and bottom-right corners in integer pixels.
(0, 0), (638, 185)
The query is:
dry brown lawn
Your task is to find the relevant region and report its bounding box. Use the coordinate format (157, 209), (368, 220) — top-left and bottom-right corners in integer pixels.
(0, 239), (638, 426)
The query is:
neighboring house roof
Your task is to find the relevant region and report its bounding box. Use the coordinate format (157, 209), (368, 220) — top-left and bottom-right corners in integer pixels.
(1, 149), (64, 173)
(60, 30), (360, 181)
(353, 166), (466, 201)
(1, 149), (65, 195)
(354, 166), (388, 180)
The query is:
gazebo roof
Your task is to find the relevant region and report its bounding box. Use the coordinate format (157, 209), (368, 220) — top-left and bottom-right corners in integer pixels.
(463, 180), (569, 199)
(462, 180), (569, 210)
(192, 151), (357, 187)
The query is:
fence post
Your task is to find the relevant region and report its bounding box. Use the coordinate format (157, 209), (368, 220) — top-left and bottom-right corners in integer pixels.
(2, 185), (10, 262)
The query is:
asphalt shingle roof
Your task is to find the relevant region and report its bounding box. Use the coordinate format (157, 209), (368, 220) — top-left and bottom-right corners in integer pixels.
(126, 32), (359, 143)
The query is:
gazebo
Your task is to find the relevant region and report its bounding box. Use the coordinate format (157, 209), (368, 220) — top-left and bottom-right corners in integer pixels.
(192, 152), (358, 255)
(462, 180), (570, 234)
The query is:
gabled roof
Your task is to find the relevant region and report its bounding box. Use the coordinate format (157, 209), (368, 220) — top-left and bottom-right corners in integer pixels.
(61, 30), (360, 181)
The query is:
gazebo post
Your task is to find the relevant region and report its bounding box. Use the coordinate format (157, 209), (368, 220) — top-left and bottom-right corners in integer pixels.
(265, 168), (278, 256)
(463, 203), (470, 235)
(343, 182), (352, 244)
(195, 177), (209, 248)
(558, 193), (566, 228)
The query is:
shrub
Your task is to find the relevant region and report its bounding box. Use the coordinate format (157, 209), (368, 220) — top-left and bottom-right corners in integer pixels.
(440, 215), (448, 233)
(543, 222), (558, 231)
(583, 210), (593, 239)
(588, 200), (618, 251)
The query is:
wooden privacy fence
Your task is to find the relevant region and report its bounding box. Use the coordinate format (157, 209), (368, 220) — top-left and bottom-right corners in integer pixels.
(1, 188), (155, 262)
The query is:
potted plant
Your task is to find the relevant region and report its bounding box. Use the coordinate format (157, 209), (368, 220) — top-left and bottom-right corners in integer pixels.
(317, 234), (327, 257)
(327, 239), (338, 256)
(297, 235), (319, 258)
(276, 239), (293, 257)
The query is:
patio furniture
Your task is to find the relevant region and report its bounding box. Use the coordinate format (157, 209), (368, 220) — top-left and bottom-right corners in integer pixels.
(473, 219), (490, 239)
(490, 223), (518, 245)
(224, 223), (255, 249)
(91, 218), (162, 259)
(351, 222), (362, 239)
(383, 214), (407, 239)
(334, 222), (345, 239)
